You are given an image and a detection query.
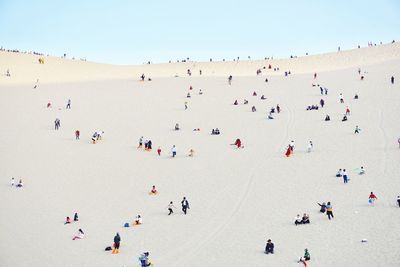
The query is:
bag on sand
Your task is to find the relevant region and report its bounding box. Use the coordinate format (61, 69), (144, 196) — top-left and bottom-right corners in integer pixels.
(105, 246), (112, 251)
(124, 222), (130, 227)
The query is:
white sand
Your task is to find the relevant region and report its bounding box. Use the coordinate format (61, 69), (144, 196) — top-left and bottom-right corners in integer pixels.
(1, 43), (400, 267)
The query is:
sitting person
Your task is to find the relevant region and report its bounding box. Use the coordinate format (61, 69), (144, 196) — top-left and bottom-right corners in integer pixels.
(270, 107), (275, 113)
(65, 216), (72, 224)
(294, 214), (302, 225)
(306, 106), (311, 110)
(317, 202), (326, 213)
(265, 239), (274, 254)
(16, 179), (23, 187)
(215, 128), (220, 135)
(150, 185), (157, 194)
(72, 229), (85, 240)
(325, 115), (330, 121)
(133, 215), (143, 225)
(139, 252), (152, 267)
(186, 92), (191, 98)
(261, 95), (266, 100)
(253, 91), (257, 96)
(211, 129), (216, 135)
(47, 102), (52, 108)
(268, 112), (274, 120)
(302, 213), (310, 224)
(233, 138), (242, 148)
(199, 89), (203, 95)
(188, 149), (195, 157)
(243, 99), (249, 104)
(193, 128), (200, 131)
(175, 123), (180, 130)
(354, 94), (359, 99)
(359, 166), (365, 175)
(336, 169), (343, 177)
(233, 100), (238, 105)
(251, 106), (256, 112)
(342, 115), (348, 121)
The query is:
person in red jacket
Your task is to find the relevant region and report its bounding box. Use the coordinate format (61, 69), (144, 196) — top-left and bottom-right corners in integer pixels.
(369, 192), (378, 205)
(233, 138), (242, 148)
(75, 130), (80, 140)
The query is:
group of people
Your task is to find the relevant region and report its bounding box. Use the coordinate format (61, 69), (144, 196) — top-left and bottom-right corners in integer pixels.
(137, 136), (153, 151)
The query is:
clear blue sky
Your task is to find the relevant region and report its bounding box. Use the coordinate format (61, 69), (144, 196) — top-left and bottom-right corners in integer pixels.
(1, 0), (399, 64)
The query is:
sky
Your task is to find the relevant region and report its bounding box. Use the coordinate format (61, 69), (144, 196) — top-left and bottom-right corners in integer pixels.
(0, 0), (399, 64)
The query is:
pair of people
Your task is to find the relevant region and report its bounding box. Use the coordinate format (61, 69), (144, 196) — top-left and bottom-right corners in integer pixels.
(64, 213), (79, 224)
(294, 214), (310, 225)
(167, 197), (190, 215)
(211, 128), (220, 135)
(91, 131), (104, 144)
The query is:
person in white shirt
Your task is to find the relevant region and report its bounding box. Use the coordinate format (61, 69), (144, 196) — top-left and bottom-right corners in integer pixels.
(171, 145), (177, 157)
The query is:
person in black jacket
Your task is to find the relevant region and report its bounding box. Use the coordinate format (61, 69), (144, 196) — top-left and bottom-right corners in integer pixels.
(265, 239), (274, 254)
(181, 197), (190, 215)
(112, 233), (121, 254)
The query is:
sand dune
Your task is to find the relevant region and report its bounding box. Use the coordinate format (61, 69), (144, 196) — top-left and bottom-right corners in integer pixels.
(0, 43), (399, 267)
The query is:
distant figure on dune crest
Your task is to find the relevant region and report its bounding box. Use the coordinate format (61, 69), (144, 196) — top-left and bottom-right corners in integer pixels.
(72, 229), (84, 240)
(265, 239), (274, 254)
(391, 76), (395, 84)
(140, 74), (145, 81)
(228, 75), (232, 85)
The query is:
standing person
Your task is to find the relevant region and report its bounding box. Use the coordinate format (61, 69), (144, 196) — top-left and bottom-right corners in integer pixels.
(343, 169), (349, 183)
(397, 196), (400, 207)
(171, 145), (177, 157)
(72, 229), (84, 240)
(320, 99), (325, 108)
(167, 201), (177, 215)
(289, 140), (295, 152)
(324, 87), (328, 95)
(157, 147), (161, 156)
(314, 72), (317, 79)
(368, 192), (378, 205)
(91, 132), (98, 144)
(54, 118), (60, 130)
(307, 141), (313, 153)
(265, 239), (274, 254)
(75, 130), (80, 140)
(147, 140), (152, 151)
(354, 126), (360, 134)
(74, 212), (79, 222)
(276, 104), (281, 113)
(346, 107), (350, 115)
(112, 232), (121, 254)
(138, 136), (143, 149)
(181, 197), (190, 215)
(320, 87), (323, 95)
(66, 99), (71, 109)
(391, 76), (394, 84)
(228, 75), (232, 85)
(326, 202), (334, 220)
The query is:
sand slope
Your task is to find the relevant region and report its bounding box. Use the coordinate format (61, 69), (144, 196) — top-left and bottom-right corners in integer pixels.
(0, 43), (400, 267)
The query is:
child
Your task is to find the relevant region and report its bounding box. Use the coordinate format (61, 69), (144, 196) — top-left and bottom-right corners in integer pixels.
(167, 201), (177, 215)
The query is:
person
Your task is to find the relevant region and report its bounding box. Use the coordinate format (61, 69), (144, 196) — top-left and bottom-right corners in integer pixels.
(47, 102), (52, 108)
(346, 107), (350, 115)
(268, 112), (274, 120)
(92, 132), (98, 144)
(167, 201), (176, 215)
(72, 229), (84, 240)
(270, 107), (275, 113)
(289, 140), (295, 151)
(325, 115), (330, 121)
(285, 146), (291, 157)
(215, 128), (220, 135)
(397, 196), (400, 207)
(233, 100), (238, 105)
(75, 130), (80, 140)
(66, 99), (71, 109)
(251, 106), (256, 112)
(336, 169), (343, 177)
(355, 126), (360, 134)
(242, 99), (248, 105)
(253, 91), (257, 96)
(134, 215), (142, 225)
(138, 136), (143, 148)
(304, 249), (311, 261)
(181, 197), (190, 214)
(391, 76), (395, 84)
(369, 192), (378, 205)
(188, 149), (194, 157)
(54, 118), (60, 130)
(184, 101), (188, 110)
(139, 252), (152, 267)
(112, 232), (120, 254)
(320, 99), (324, 108)
(175, 123), (180, 130)
(150, 185), (157, 194)
(233, 138), (242, 148)
(265, 239), (274, 254)
(16, 179), (23, 187)
(326, 202), (334, 220)
(302, 213), (310, 224)
(6, 69), (10, 77)
(294, 214), (302, 225)
(307, 141), (313, 153)
(147, 140), (152, 151)
(324, 87), (328, 95)
(354, 94), (359, 99)
(96, 131), (104, 140)
(199, 89), (203, 95)
(342, 115), (348, 122)
(339, 93), (344, 103)
(314, 72), (317, 79)
(65, 217), (71, 224)
(261, 95), (266, 100)
(359, 166), (365, 175)
(398, 137), (400, 148)
(186, 92), (191, 98)
(276, 104), (280, 113)
(171, 145), (177, 157)
(320, 87), (323, 95)
(317, 202), (326, 213)
(228, 75), (232, 85)
(11, 177), (15, 187)
(157, 147), (161, 156)
(343, 169), (349, 183)
(265, 78), (268, 82)
(140, 74), (145, 81)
